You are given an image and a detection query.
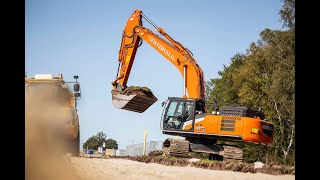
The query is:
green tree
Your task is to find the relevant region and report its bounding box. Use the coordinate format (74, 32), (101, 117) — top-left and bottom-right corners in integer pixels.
(205, 0), (295, 165)
(280, 0), (295, 29)
(205, 53), (246, 112)
(104, 139), (118, 150)
(83, 135), (100, 150)
(83, 131), (119, 150)
(83, 131), (106, 150)
(96, 131), (107, 145)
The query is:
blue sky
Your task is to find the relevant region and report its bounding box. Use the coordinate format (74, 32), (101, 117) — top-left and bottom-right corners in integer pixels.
(25, 0), (284, 150)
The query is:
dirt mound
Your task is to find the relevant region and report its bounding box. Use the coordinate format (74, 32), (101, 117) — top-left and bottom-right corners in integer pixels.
(127, 155), (294, 175)
(258, 163), (295, 175)
(148, 150), (163, 157)
(121, 86), (155, 97)
(129, 156), (189, 167)
(190, 160), (295, 175)
(190, 160), (256, 173)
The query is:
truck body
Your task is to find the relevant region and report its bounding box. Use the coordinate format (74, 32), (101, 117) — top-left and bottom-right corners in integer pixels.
(25, 73), (81, 156)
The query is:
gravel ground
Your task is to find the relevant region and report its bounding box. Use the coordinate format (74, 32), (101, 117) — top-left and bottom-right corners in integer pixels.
(70, 157), (295, 180)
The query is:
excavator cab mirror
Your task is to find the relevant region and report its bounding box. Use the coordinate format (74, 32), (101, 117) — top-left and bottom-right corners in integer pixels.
(74, 83), (80, 92)
(74, 92), (81, 97)
(161, 101), (166, 107)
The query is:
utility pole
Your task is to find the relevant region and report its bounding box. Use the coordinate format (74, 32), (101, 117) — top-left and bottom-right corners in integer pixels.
(143, 129), (148, 156)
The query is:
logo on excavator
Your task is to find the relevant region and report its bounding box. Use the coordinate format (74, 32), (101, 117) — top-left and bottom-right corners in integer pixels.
(195, 124), (205, 132)
(148, 37), (174, 60)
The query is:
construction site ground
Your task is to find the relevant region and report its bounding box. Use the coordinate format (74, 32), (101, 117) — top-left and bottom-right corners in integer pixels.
(68, 156), (294, 180)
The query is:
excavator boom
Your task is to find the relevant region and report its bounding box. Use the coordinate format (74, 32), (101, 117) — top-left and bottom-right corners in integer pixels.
(112, 10), (205, 113)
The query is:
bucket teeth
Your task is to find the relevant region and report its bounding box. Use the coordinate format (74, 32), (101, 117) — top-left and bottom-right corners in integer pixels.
(111, 90), (158, 113)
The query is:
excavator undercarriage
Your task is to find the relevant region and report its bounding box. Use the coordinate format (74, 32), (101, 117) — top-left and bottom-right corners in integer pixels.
(162, 138), (243, 161)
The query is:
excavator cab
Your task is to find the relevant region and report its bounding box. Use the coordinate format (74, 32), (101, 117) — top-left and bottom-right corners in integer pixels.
(161, 97), (205, 131)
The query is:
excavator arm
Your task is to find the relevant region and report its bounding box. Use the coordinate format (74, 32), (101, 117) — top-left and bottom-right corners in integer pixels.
(112, 10), (142, 90)
(112, 10), (205, 113)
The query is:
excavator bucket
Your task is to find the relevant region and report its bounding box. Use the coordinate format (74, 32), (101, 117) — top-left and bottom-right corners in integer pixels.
(111, 89), (158, 113)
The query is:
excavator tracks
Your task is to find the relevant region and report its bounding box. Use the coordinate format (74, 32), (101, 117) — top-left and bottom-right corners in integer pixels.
(163, 139), (190, 157)
(220, 145), (243, 161)
(162, 138), (243, 161)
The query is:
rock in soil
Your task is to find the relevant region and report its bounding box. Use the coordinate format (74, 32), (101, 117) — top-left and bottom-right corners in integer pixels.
(189, 158), (201, 163)
(254, 161), (264, 169)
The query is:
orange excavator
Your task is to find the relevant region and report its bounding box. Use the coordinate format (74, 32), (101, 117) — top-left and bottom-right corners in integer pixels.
(111, 10), (274, 160)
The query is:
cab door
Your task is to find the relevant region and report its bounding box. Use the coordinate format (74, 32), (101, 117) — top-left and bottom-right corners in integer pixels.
(180, 100), (195, 131)
(162, 99), (195, 131)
